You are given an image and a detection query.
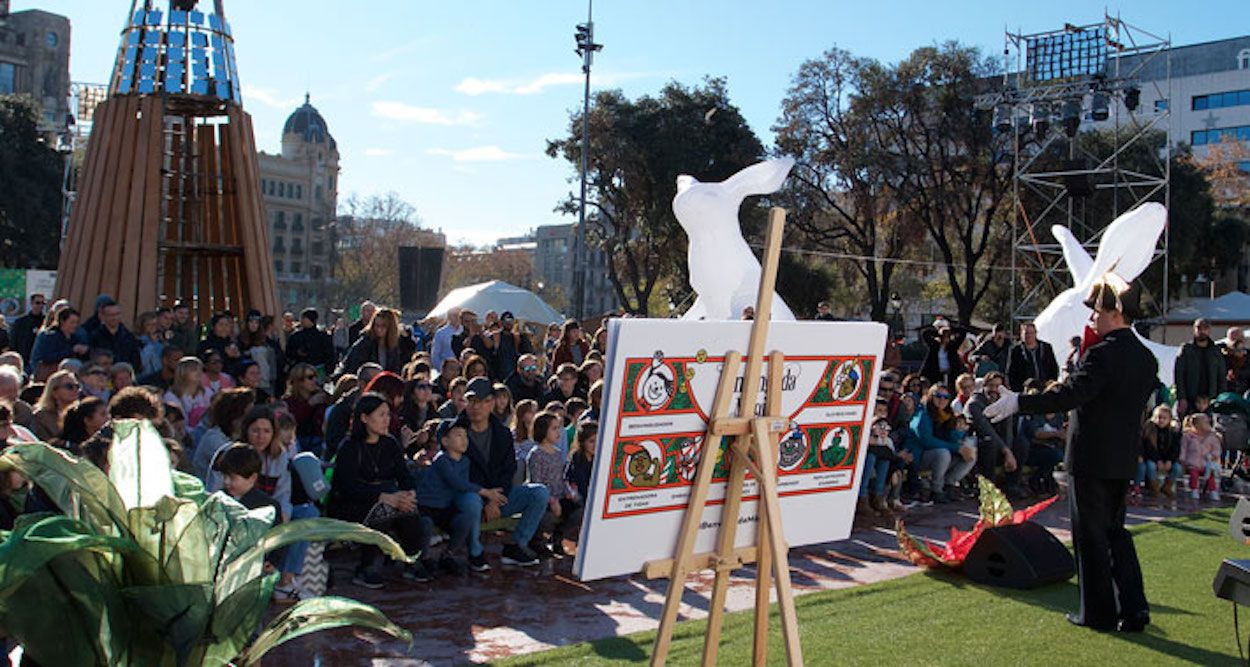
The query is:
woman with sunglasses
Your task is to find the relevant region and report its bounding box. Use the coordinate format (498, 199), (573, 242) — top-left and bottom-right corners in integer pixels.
(904, 384), (976, 503)
(199, 349), (236, 400)
(283, 362), (328, 455)
(31, 369), (81, 442)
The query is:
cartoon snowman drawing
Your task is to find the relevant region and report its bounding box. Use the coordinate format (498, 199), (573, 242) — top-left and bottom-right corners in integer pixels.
(636, 351), (676, 412)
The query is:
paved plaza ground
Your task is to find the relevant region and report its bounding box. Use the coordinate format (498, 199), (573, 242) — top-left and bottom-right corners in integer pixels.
(264, 481), (1215, 666)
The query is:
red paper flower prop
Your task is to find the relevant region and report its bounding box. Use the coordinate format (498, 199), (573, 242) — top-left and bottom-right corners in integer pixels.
(896, 476), (1058, 569)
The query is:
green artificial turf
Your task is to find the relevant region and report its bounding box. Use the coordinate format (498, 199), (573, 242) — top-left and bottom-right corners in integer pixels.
(501, 508), (1248, 666)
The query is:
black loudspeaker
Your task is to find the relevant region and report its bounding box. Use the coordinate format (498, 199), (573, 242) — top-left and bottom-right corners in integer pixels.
(397, 246), (444, 314)
(964, 521), (1075, 589)
(1061, 158), (1094, 198)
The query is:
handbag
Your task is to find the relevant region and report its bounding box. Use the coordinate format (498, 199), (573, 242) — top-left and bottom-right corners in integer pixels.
(362, 498), (417, 528)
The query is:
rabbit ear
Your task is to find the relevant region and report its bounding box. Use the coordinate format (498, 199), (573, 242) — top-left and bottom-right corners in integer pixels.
(1051, 225), (1094, 285)
(1086, 203), (1167, 285)
(722, 157), (796, 199)
(676, 174), (698, 194)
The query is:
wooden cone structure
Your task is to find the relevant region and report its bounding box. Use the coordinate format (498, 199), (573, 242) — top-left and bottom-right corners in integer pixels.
(57, 0), (277, 325)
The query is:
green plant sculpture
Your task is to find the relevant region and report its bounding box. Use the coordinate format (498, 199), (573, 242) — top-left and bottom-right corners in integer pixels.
(0, 419), (412, 666)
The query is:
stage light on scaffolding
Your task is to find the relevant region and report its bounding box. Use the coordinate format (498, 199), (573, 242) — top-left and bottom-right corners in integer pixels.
(993, 103), (1013, 133)
(1061, 98), (1081, 138)
(1090, 91), (1110, 121)
(1124, 86), (1141, 112)
(1030, 103), (1050, 137)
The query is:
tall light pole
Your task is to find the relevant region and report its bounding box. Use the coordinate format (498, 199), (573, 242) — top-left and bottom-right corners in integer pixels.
(573, 0), (601, 320)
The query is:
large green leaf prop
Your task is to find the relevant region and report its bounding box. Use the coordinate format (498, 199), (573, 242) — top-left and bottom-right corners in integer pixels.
(0, 425), (414, 665)
(236, 596), (412, 666)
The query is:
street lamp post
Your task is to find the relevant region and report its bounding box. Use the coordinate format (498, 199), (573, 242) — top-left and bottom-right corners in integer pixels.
(573, 0), (602, 321)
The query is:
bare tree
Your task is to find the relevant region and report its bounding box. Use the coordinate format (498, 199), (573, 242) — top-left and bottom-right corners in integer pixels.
(864, 43), (1013, 325)
(332, 192), (434, 308)
(773, 48), (922, 322)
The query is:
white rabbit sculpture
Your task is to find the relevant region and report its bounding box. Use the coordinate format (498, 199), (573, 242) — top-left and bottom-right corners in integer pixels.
(672, 157), (797, 321)
(1033, 202), (1177, 387)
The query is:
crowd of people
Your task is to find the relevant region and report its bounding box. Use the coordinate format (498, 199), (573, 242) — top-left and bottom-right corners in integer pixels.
(857, 316), (1250, 519)
(0, 294), (618, 600)
(1, 290), (1248, 602)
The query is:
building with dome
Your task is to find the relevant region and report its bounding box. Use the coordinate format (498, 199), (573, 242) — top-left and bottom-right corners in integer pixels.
(257, 94), (339, 312)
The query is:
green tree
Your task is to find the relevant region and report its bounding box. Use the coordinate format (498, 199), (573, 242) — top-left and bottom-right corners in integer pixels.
(547, 78), (765, 316)
(0, 95), (63, 269)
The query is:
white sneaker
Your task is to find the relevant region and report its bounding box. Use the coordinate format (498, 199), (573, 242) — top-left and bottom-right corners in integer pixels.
(1191, 489), (1201, 500)
(1209, 490), (1221, 501)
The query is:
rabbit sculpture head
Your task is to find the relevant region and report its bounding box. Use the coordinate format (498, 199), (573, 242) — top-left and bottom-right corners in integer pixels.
(1033, 202), (1176, 386)
(672, 157), (797, 321)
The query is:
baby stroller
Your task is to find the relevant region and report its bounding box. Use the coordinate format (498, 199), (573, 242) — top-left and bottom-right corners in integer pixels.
(1213, 392), (1250, 492)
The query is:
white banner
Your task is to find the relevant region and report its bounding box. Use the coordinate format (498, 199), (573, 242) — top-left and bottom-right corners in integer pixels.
(575, 319), (887, 581)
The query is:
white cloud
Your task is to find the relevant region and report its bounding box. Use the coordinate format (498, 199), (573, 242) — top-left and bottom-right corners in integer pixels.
(427, 146), (525, 162)
(371, 101), (482, 126)
(454, 71), (662, 96)
(363, 148), (394, 157)
(365, 72), (397, 93)
(243, 86), (302, 109)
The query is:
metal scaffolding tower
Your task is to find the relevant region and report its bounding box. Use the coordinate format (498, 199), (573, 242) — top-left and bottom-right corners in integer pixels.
(975, 14), (1172, 322)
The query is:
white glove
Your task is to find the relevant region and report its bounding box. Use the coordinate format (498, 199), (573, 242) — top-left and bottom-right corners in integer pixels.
(983, 387), (1019, 424)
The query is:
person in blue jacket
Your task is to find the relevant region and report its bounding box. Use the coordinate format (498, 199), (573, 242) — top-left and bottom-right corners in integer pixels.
(905, 383), (976, 503)
(29, 307), (89, 379)
(416, 419), (508, 575)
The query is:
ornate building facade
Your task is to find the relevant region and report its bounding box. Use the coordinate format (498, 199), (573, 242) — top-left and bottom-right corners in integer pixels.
(257, 95), (339, 312)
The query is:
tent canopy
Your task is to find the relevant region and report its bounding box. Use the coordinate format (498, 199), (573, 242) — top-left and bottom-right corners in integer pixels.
(425, 280), (564, 327)
(1165, 291), (1250, 324)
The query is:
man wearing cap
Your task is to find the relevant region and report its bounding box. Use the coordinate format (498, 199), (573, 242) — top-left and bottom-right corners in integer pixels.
(507, 353), (546, 403)
(1174, 318), (1225, 417)
(489, 311), (532, 381)
(920, 317), (967, 388)
(985, 273), (1155, 633)
(286, 308), (336, 376)
(453, 376), (549, 566)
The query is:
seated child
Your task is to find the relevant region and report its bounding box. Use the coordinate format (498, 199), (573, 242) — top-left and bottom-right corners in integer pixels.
(1180, 412), (1223, 501)
(526, 411), (574, 557)
(215, 443), (286, 573)
(557, 421), (597, 556)
(415, 420), (506, 574)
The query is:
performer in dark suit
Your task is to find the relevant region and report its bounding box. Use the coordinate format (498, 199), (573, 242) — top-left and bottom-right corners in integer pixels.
(985, 273), (1154, 632)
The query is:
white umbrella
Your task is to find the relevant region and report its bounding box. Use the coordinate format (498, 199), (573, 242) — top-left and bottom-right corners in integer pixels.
(426, 280), (564, 327)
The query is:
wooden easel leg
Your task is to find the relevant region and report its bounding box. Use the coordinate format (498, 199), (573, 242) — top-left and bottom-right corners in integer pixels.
(753, 350), (786, 665)
(702, 436), (750, 665)
(651, 353), (744, 667)
(752, 418), (804, 666)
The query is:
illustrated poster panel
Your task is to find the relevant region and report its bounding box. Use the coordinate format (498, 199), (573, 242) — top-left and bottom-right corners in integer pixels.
(575, 319), (886, 581)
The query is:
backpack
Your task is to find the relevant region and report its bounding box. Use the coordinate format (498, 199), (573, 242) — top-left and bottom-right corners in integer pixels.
(289, 451), (330, 503)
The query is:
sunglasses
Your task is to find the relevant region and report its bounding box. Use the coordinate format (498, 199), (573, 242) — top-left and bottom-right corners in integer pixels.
(522, 364), (538, 372)
(58, 383), (80, 391)
(32, 301), (45, 306)
(415, 383), (433, 390)
(87, 369), (107, 376)
(935, 392), (952, 400)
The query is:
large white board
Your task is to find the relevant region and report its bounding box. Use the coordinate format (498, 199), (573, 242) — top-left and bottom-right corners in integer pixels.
(575, 319), (887, 581)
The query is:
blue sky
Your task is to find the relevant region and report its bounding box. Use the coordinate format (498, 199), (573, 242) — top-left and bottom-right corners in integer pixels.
(14, 1), (1246, 245)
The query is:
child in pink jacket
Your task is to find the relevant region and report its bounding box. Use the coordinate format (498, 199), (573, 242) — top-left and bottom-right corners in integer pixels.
(1179, 413), (1222, 501)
